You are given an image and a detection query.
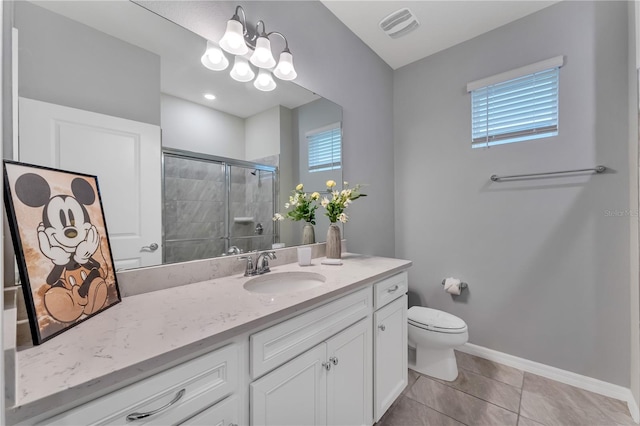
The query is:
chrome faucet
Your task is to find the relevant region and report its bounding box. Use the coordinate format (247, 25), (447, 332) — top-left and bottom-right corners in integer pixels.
(256, 251), (276, 274)
(238, 251), (277, 276)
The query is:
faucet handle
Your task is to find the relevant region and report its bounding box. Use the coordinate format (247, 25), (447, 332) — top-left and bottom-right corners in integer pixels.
(238, 255), (255, 276)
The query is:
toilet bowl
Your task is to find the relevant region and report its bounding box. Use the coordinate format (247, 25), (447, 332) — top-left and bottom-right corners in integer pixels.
(407, 306), (468, 381)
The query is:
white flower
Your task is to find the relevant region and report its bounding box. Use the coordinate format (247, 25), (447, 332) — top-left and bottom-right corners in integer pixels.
(284, 203), (290, 209)
(321, 197), (330, 207)
(272, 213), (285, 221)
(339, 213), (348, 223)
(296, 183), (304, 191)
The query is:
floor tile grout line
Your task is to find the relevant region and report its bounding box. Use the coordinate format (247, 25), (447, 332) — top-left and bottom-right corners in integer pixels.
(453, 355), (526, 389)
(517, 372), (526, 417)
(414, 370), (522, 414)
(402, 392), (470, 426)
(408, 375), (521, 416)
(457, 365), (525, 391)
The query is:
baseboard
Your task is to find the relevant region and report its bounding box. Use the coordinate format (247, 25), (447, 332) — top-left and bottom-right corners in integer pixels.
(459, 343), (640, 423)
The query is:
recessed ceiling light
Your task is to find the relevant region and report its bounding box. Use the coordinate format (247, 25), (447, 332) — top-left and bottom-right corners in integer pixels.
(204, 93), (216, 100)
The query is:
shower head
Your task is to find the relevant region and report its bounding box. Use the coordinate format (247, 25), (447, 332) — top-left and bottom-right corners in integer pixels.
(251, 169), (258, 176)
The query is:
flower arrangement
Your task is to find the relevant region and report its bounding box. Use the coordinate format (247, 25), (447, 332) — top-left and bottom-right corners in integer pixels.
(321, 180), (366, 223)
(273, 183), (320, 224)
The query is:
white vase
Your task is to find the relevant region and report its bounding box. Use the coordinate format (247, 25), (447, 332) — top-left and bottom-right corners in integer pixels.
(326, 224), (341, 259)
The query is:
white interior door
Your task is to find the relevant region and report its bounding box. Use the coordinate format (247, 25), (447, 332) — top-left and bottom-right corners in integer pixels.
(18, 97), (162, 269)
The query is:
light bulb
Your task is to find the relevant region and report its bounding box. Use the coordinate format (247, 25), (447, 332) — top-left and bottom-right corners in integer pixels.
(254, 69), (277, 91)
(273, 50), (297, 81)
(200, 41), (229, 71)
(230, 56), (255, 82)
(219, 19), (248, 55)
(250, 36), (276, 69)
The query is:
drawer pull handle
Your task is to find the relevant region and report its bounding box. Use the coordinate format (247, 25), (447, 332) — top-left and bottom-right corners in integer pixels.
(126, 388), (186, 421)
(387, 285), (399, 293)
(378, 324), (386, 331)
(330, 356), (339, 366)
(322, 361), (332, 371)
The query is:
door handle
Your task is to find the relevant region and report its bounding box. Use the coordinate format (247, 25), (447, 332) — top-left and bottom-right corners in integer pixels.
(141, 243), (159, 252)
(387, 285), (399, 293)
(378, 324), (386, 331)
(322, 361), (332, 371)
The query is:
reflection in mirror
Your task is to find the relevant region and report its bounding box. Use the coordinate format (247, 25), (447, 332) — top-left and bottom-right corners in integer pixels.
(14, 1), (342, 270)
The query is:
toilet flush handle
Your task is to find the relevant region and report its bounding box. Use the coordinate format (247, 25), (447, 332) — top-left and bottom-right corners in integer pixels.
(378, 324), (386, 331)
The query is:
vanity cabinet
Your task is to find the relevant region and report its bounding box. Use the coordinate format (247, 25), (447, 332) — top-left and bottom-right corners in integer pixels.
(251, 318), (372, 426)
(373, 272), (408, 422)
(21, 267), (410, 426)
(40, 344), (240, 426)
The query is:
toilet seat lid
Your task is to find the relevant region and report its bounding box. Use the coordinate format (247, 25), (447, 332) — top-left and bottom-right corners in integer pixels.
(408, 307), (467, 332)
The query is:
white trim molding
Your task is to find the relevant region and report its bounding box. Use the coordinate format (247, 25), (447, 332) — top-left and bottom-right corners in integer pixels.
(458, 343), (640, 423)
(466, 55), (565, 92)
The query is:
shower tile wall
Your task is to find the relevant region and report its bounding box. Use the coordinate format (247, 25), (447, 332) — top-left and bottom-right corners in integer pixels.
(229, 154), (278, 253)
(164, 156), (226, 263)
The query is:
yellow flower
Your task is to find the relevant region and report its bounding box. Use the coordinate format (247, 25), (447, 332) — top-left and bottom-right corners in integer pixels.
(311, 192), (320, 200)
(326, 180), (336, 188)
(296, 183), (304, 191)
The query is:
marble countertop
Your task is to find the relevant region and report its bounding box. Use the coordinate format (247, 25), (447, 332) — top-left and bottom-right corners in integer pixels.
(8, 254), (411, 423)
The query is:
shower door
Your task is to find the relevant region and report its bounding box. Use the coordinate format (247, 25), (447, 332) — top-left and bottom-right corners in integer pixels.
(228, 165), (277, 254)
(163, 149), (277, 264)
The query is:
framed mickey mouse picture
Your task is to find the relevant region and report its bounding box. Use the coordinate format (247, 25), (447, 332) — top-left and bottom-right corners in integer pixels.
(3, 160), (121, 345)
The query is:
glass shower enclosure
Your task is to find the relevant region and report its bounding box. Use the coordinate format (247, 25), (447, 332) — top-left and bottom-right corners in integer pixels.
(162, 148), (277, 264)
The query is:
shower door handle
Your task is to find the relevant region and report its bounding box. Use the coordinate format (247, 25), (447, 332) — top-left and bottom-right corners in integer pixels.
(141, 243), (159, 252)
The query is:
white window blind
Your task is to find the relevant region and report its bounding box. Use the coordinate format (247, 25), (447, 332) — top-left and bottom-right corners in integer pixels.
(306, 122), (341, 172)
(470, 62), (561, 148)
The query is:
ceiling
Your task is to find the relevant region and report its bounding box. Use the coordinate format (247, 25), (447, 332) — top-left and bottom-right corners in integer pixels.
(321, 1), (560, 70)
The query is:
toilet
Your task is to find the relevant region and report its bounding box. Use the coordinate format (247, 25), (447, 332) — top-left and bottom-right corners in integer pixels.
(407, 306), (468, 381)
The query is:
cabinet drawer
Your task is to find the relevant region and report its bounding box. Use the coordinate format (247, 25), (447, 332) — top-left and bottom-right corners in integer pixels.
(374, 272), (408, 309)
(250, 286), (372, 379)
(43, 344), (238, 425)
(180, 395), (239, 426)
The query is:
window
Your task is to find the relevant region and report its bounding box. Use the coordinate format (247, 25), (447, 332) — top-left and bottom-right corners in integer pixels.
(307, 122), (342, 172)
(468, 56), (563, 148)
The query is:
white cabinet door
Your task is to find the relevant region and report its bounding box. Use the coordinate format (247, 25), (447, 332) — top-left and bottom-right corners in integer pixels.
(326, 318), (372, 426)
(374, 295), (408, 422)
(180, 395), (239, 426)
(18, 97), (162, 269)
(251, 344), (327, 426)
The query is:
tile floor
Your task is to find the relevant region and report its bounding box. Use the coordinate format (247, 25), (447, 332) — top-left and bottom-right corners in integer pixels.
(377, 351), (636, 426)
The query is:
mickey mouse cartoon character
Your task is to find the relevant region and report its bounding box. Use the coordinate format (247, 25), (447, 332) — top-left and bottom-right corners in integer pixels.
(14, 173), (109, 323)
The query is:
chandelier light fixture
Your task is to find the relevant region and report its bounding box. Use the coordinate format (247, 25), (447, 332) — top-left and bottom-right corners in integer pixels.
(200, 5), (297, 92)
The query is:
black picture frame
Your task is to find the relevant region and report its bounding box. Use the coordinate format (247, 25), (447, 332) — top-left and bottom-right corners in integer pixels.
(3, 160), (121, 345)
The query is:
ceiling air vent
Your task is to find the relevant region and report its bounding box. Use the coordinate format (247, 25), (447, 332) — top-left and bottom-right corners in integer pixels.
(379, 8), (420, 39)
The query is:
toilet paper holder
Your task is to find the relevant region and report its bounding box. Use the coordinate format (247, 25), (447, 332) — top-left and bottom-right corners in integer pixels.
(441, 279), (468, 292)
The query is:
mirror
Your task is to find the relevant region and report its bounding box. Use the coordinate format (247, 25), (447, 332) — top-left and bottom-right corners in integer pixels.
(13, 0), (342, 269)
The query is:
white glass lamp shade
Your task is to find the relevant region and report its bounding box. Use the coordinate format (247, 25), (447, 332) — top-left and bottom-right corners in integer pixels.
(230, 56), (255, 82)
(273, 50), (297, 81)
(219, 19), (248, 55)
(254, 69), (277, 91)
(201, 41), (229, 71)
(250, 36), (276, 69)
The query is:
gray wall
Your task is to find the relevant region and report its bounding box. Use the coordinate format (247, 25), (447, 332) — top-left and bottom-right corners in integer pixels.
(15, 1), (160, 125)
(137, 0), (396, 258)
(394, 1), (630, 386)
(161, 93), (245, 159)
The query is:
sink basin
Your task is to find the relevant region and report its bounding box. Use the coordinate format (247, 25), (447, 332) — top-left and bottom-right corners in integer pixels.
(243, 271), (326, 294)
